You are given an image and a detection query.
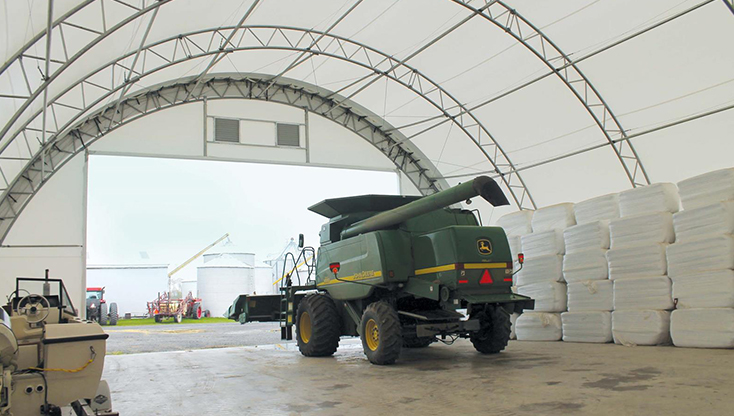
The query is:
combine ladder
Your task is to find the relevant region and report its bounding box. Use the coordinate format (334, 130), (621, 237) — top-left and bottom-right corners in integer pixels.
(277, 248), (316, 340)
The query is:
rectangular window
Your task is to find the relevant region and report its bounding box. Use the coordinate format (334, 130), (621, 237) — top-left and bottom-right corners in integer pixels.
(276, 123), (300, 147)
(214, 118), (240, 143)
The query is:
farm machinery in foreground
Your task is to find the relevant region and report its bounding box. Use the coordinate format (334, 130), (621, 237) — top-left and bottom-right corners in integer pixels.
(0, 271), (116, 415)
(227, 176), (533, 365)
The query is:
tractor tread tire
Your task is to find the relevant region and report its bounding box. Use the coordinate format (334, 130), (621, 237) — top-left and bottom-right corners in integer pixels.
(193, 302), (202, 320)
(361, 301), (402, 365)
(99, 303), (108, 326)
(470, 305), (511, 354)
(296, 294), (341, 357)
(109, 303), (119, 326)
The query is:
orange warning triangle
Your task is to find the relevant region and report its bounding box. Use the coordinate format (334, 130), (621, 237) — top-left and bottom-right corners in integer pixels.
(479, 269), (493, 284)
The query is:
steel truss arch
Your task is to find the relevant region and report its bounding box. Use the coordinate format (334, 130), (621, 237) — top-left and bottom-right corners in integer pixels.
(452, 0), (650, 187)
(0, 25), (536, 210)
(0, 74), (448, 243)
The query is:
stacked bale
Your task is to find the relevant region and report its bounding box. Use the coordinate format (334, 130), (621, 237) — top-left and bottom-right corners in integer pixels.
(515, 203), (575, 341)
(561, 194), (617, 343)
(668, 168), (734, 348)
(608, 183), (680, 346)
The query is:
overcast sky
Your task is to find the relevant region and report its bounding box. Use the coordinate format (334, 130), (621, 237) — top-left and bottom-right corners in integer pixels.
(86, 155), (398, 282)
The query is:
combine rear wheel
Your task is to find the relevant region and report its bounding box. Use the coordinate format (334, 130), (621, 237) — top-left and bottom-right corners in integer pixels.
(296, 294), (341, 357)
(470, 305), (511, 354)
(109, 303), (119, 326)
(360, 301), (402, 365)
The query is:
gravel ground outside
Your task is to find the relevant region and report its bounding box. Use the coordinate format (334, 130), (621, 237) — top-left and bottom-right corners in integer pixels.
(104, 321), (283, 354)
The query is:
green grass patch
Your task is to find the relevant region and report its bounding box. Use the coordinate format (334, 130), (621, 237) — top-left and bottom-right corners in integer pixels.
(113, 317), (232, 326)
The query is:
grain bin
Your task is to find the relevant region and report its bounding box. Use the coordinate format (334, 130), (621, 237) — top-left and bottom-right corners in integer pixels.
(197, 254), (254, 317)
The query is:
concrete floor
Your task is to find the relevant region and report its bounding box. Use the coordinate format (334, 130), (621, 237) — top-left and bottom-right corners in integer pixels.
(103, 338), (733, 416)
(105, 322), (281, 354)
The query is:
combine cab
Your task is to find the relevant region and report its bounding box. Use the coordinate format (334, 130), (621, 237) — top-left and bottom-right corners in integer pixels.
(86, 287), (118, 326)
(227, 176), (534, 365)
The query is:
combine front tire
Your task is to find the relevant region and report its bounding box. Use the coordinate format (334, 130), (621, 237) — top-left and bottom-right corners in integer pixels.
(470, 305), (511, 354)
(360, 301), (402, 365)
(296, 294), (341, 357)
(109, 303), (119, 326)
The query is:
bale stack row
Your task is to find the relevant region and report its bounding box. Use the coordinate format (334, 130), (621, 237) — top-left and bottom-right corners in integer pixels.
(607, 183), (680, 346)
(513, 204), (576, 341)
(668, 169), (734, 348)
(560, 194), (618, 343)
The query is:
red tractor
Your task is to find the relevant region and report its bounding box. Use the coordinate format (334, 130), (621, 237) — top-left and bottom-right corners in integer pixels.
(86, 287), (119, 325)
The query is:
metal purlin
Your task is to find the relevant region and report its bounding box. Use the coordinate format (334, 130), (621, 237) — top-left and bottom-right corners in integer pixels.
(452, 0), (651, 187)
(0, 25), (537, 214)
(0, 74), (448, 243)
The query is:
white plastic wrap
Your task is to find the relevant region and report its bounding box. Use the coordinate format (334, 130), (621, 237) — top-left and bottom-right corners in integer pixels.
(561, 312), (612, 343)
(508, 234), (522, 259)
(619, 183), (681, 218)
(574, 193), (620, 224)
(497, 210), (534, 236)
(530, 203), (576, 232)
(672, 201), (734, 242)
(671, 308), (734, 349)
(510, 312), (519, 340)
(612, 310), (671, 346)
(521, 229), (565, 257)
(515, 313), (562, 341)
(609, 212), (675, 249)
(613, 276), (674, 311)
(677, 168), (734, 210)
(563, 249), (608, 283)
(516, 281), (567, 312)
(606, 243), (668, 280)
(564, 221), (610, 254)
(567, 280), (614, 311)
(671, 270), (734, 309)
(666, 234), (734, 278)
(516, 254), (564, 286)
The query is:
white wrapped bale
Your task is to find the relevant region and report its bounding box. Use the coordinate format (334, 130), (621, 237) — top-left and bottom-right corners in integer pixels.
(671, 270), (734, 309)
(521, 229), (565, 257)
(671, 308), (734, 349)
(677, 168), (734, 210)
(510, 312), (520, 340)
(619, 183), (680, 218)
(563, 249), (608, 283)
(531, 203), (576, 232)
(574, 193), (620, 224)
(515, 313), (562, 341)
(666, 234), (734, 278)
(516, 254), (563, 286)
(609, 212), (675, 249)
(612, 310), (671, 346)
(516, 281), (567, 312)
(508, 235), (522, 259)
(497, 210), (534, 236)
(561, 312), (612, 343)
(567, 280), (614, 311)
(672, 201), (734, 242)
(613, 276), (674, 311)
(564, 221), (610, 254)
(606, 243), (668, 280)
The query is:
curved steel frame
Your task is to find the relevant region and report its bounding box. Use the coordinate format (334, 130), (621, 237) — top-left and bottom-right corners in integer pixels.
(0, 25), (536, 212)
(452, 0), (650, 187)
(0, 74), (447, 243)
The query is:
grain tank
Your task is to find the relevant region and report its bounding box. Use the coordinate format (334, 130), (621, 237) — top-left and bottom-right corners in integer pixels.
(227, 176), (533, 364)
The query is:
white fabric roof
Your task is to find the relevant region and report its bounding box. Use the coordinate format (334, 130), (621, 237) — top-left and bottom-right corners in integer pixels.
(1, 0), (733, 215)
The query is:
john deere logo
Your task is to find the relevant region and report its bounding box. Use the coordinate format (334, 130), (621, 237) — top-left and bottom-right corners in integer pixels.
(477, 239), (492, 255)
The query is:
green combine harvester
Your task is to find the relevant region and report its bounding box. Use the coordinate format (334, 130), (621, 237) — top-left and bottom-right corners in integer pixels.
(227, 176), (533, 365)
